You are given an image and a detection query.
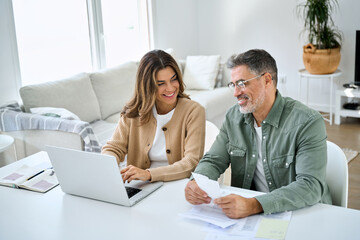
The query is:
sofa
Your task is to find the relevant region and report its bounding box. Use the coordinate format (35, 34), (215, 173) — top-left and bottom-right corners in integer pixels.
(0, 56), (236, 161)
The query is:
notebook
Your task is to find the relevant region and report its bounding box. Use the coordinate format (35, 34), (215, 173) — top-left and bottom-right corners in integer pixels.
(45, 145), (163, 207)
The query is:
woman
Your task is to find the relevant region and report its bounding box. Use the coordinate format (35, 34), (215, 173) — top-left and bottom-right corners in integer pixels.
(102, 50), (206, 182)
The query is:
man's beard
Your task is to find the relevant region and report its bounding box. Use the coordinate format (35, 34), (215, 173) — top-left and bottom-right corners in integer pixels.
(238, 93), (265, 114)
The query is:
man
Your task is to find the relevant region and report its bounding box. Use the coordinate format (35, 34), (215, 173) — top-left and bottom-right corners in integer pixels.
(185, 49), (332, 219)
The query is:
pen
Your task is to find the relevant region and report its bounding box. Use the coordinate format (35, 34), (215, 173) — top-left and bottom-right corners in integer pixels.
(27, 167), (53, 181)
(26, 170), (44, 181)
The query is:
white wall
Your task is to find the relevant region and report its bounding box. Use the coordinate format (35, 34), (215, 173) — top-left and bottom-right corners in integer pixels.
(0, 0), (21, 106)
(151, 0), (199, 59)
(153, 0), (360, 110)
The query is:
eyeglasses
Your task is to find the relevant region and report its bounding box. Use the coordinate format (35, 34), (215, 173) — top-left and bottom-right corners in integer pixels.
(227, 73), (266, 90)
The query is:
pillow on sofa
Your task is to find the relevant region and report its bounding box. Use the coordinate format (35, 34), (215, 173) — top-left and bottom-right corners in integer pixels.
(30, 107), (81, 120)
(20, 73), (102, 123)
(165, 48), (182, 74)
(90, 61), (138, 120)
(183, 55), (221, 90)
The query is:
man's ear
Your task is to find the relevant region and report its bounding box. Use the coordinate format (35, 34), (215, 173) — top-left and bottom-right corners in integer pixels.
(264, 72), (273, 86)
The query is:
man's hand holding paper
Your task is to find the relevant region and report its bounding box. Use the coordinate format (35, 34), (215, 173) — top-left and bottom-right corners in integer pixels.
(191, 172), (222, 200)
(185, 173), (264, 219)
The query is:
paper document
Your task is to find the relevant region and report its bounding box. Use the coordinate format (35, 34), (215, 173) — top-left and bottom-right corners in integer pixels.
(180, 204), (238, 228)
(204, 214), (261, 239)
(204, 211), (292, 240)
(255, 211), (291, 239)
(192, 172), (221, 199)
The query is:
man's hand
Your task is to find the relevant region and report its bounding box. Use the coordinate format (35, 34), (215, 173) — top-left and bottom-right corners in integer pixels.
(120, 165), (151, 183)
(184, 180), (211, 205)
(214, 194), (263, 219)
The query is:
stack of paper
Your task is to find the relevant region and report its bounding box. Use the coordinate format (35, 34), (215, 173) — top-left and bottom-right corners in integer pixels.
(181, 173), (292, 240)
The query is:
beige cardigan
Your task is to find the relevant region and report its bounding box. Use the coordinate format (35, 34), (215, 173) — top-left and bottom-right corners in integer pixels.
(101, 98), (206, 182)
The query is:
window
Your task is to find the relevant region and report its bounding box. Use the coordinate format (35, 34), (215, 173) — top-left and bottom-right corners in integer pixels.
(102, 0), (150, 67)
(12, 0), (92, 86)
(12, 0), (150, 86)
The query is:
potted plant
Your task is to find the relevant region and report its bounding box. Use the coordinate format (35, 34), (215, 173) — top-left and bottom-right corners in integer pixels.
(297, 0), (343, 74)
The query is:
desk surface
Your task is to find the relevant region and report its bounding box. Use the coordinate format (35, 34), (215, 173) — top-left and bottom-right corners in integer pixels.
(1, 152), (360, 240)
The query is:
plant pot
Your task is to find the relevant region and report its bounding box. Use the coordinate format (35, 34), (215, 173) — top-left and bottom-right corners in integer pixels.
(303, 43), (341, 74)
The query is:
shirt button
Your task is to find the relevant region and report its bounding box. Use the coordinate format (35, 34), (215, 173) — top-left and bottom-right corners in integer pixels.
(247, 174), (250, 178)
(263, 136), (266, 140)
(269, 182), (272, 185)
(263, 121), (266, 124)
(263, 159), (266, 162)
(252, 154), (255, 158)
(162, 127), (167, 131)
(285, 163), (289, 167)
(166, 149), (171, 154)
(230, 151), (233, 155)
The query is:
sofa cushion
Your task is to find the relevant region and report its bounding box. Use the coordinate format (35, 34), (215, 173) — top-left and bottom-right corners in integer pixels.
(104, 112), (121, 123)
(165, 48), (182, 74)
(90, 120), (117, 147)
(90, 62), (137, 120)
(183, 55), (221, 90)
(186, 87), (236, 120)
(20, 73), (102, 123)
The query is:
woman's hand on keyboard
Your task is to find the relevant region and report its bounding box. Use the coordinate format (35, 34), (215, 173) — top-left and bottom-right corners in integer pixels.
(120, 165), (151, 183)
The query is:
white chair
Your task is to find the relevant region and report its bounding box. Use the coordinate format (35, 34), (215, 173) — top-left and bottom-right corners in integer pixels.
(204, 121), (220, 152)
(326, 140), (349, 208)
(204, 121), (232, 185)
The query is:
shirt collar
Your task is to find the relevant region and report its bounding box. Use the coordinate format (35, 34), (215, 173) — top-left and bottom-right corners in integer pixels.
(264, 90), (284, 128)
(243, 90), (284, 128)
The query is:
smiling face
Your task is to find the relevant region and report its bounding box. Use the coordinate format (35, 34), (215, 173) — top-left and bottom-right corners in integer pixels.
(155, 66), (180, 114)
(231, 65), (266, 114)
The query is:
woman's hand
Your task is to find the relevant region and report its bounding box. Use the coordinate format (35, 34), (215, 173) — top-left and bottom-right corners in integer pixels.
(120, 165), (151, 183)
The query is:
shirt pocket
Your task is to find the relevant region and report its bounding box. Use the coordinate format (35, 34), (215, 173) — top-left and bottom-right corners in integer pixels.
(227, 144), (246, 180)
(271, 155), (295, 187)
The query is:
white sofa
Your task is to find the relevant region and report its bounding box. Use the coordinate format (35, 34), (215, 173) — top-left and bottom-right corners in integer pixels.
(1, 59), (235, 160)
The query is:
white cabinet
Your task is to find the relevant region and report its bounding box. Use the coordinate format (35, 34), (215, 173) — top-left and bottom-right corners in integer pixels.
(335, 88), (360, 125)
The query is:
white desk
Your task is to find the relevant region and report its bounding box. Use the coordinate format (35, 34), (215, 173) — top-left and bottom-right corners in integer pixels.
(298, 69), (342, 125)
(1, 152), (360, 240)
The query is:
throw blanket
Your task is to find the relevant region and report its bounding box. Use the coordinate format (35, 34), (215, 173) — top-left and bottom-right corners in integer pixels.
(0, 102), (101, 152)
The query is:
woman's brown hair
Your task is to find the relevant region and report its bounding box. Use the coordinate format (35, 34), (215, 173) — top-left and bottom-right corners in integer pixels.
(121, 49), (189, 124)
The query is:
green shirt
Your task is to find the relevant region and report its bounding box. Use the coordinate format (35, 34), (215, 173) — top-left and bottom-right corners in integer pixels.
(194, 91), (332, 214)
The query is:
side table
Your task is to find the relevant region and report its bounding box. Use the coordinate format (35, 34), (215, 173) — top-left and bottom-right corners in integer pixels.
(298, 69), (342, 125)
(0, 134), (17, 162)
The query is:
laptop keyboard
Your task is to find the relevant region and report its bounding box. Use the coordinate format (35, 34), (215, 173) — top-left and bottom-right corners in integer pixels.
(125, 186), (142, 198)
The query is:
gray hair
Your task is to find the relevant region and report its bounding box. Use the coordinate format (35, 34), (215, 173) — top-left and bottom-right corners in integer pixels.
(227, 49), (278, 86)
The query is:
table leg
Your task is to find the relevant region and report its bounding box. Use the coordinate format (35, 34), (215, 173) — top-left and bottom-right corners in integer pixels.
(306, 77), (309, 106)
(329, 76), (333, 125)
(13, 143), (18, 161)
(335, 92), (341, 125)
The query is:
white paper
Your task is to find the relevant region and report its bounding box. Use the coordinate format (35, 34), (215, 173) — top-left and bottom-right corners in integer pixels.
(192, 172), (222, 199)
(204, 211), (292, 239)
(180, 204), (238, 228)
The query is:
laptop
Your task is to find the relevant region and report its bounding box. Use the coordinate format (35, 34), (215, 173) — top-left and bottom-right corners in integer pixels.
(45, 145), (163, 207)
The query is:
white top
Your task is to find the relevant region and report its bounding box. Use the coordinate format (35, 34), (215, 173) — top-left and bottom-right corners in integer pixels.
(298, 68), (342, 78)
(148, 105), (175, 168)
(253, 121), (270, 193)
(1, 152), (360, 240)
